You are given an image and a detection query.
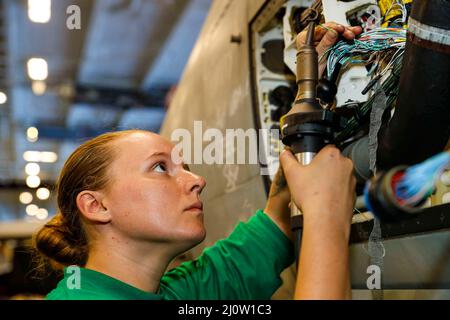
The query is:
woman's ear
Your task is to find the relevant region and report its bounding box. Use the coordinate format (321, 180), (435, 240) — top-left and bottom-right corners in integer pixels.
(76, 190), (112, 223)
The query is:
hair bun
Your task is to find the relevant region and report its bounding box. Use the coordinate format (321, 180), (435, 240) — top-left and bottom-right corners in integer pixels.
(33, 213), (87, 269)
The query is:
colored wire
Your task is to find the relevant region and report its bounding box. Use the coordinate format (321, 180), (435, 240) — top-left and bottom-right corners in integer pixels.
(395, 151), (450, 207)
(324, 27), (406, 79)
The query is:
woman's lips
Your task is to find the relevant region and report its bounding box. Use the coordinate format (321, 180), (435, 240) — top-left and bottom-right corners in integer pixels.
(185, 201), (203, 213)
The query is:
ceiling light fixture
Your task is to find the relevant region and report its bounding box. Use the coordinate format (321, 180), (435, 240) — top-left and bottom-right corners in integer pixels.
(28, 0), (51, 23)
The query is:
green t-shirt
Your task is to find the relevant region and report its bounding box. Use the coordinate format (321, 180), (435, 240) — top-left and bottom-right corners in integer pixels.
(47, 210), (294, 300)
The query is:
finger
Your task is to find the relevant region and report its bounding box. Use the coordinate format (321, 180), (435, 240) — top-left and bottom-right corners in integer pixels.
(342, 28), (357, 40)
(280, 149), (303, 178)
(317, 22), (345, 36)
(323, 144), (336, 149)
(316, 29), (339, 57)
(341, 25), (364, 40)
(312, 23), (342, 42)
(316, 145), (341, 161)
(312, 27), (329, 42)
(348, 26), (363, 36)
(297, 28), (326, 47)
(274, 162), (286, 179)
(322, 144), (340, 156)
(320, 24), (362, 41)
(344, 157), (355, 170)
(297, 22), (343, 47)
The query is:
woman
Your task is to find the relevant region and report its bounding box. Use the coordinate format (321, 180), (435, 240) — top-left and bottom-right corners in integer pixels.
(34, 23), (360, 300)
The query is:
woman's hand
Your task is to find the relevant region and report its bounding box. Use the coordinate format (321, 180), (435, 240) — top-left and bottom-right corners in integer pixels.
(296, 22), (362, 77)
(280, 145), (356, 235)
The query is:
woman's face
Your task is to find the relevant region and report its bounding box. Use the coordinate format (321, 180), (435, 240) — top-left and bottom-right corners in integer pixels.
(103, 132), (206, 249)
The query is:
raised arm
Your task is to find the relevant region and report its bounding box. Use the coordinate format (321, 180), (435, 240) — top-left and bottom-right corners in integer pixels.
(280, 146), (356, 299)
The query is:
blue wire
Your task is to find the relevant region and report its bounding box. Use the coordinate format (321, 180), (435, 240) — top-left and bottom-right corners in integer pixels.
(395, 152), (450, 204)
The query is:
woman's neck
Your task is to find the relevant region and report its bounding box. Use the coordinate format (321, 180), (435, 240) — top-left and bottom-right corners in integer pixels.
(85, 236), (176, 293)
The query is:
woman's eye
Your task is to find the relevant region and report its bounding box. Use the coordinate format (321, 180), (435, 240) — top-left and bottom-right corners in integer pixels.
(153, 163), (167, 173)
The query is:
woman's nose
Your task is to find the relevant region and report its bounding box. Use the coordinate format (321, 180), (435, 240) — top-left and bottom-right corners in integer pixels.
(185, 171), (206, 195)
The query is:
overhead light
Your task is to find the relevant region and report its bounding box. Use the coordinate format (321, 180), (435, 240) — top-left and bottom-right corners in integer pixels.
(23, 151), (40, 162)
(36, 187), (50, 200)
(27, 126), (39, 142)
(26, 175), (41, 188)
(0, 92), (7, 104)
(23, 151), (58, 163)
(36, 208), (49, 220)
(25, 163), (40, 176)
(27, 58), (48, 81)
(32, 80), (47, 96)
(26, 204), (39, 216)
(19, 192), (33, 204)
(40, 151), (58, 163)
(28, 0), (51, 23)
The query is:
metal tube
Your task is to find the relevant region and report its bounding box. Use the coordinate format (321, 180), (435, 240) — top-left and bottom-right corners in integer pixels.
(290, 152), (315, 218)
(295, 21), (318, 104)
(291, 152), (316, 263)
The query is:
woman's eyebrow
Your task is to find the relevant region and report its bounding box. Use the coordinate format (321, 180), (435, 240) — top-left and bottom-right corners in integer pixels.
(145, 151), (188, 170)
(145, 151), (169, 160)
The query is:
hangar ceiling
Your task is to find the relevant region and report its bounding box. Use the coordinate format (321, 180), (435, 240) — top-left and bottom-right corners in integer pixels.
(0, 0), (211, 222)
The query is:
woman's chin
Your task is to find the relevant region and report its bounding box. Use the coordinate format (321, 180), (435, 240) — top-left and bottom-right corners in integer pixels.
(183, 215), (206, 241)
(191, 226), (207, 244)
(187, 226), (207, 247)
(173, 229), (206, 253)
(169, 218), (206, 249)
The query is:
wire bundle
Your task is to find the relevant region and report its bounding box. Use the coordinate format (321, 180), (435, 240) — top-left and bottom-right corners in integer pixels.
(335, 57), (402, 143)
(324, 27), (406, 79)
(327, 28), (407, 143)
(395, 151), (450, 207)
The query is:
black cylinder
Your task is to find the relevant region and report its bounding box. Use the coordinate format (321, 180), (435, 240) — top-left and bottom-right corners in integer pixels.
(377, 0), (450, 170)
